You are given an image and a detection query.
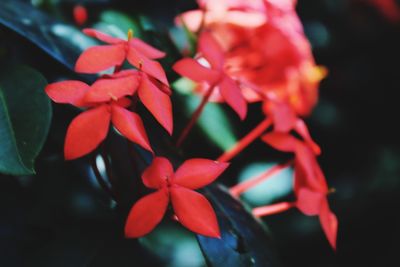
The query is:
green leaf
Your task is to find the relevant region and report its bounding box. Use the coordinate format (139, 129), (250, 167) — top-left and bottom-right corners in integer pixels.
(0, 65), (51, 175)
(0, 0), (95, 71)
(96, 10), (142, 39)
(173, 78), (238, 151)
(195, 100), (238, 151)
(198, 185), (280, 267)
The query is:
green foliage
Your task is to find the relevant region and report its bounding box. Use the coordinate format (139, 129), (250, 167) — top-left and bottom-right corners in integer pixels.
(0, 65), (51, 175)
(96, 10), (143, 39)
(174, 78), (238, 151)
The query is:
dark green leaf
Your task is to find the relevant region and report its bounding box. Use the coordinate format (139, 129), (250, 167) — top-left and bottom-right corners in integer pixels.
(95, 10), (142, 39)
(0, 65), (51, 175)
(0, 0), (95, 71)
(198, 185), (280, 267)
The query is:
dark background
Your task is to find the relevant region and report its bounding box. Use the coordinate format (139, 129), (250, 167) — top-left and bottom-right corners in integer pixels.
(1, 0), (400, 266)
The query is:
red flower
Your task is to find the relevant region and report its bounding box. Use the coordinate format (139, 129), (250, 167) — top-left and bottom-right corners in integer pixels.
(75, 29), (168, 85)
(73, 5), (88, 26)
(262, 131), (337, 249)
(124, 157), (229, 238)
(178, 0), (326, 117)
(369, 0), (400, 23)
(45, 71), (155, 160)
(173, 31), (247, 119)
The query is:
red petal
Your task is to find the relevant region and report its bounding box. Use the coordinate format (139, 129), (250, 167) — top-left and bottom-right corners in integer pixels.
(114, 97), (132, 108)
(142, 157), (173, 189)
(261, 132), (298, 153)
(173, 58), (221, 84)
(75, 44), (126, 74)
(111, 105), (152, 153)
(296, 188), (324, 216)
(294, 119), (321, 155)
(263, 101), (297, 133)
(84, 74), (139, 103)
(319, 199), (338, 250)
(64, 105), (111, 160)
(127, 48), (169, 85)
(130, 38), (166, 59)
(294, 144), (328, 193)
(45, 80), (90, 107)
(173, 159), (229, 189)
(171, 187), (220, 238)
(198, 31), (224, 69)
(138, 74), (173, 135)
(124, 189), (169, 238)
(219, 76), (247, 120)
(83, 28), (123, 44)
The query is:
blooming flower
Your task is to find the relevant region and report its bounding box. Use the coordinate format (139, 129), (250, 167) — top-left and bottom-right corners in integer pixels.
(124, 157), (229, 238)
(75, 29), (168, 85)
(178, 0), (326, 117)
(45, 71), (159, 160)
(173, 31), (247, 119)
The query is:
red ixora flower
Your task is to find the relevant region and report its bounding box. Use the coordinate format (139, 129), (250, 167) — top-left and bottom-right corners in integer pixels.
(124, 157), (229, 238)
(75, 28), (168, 85)
(73, 5), (88, 26)
(262, 131), (337, 249)
(173, 31), (247, 119)
(45, 70), (169, 160)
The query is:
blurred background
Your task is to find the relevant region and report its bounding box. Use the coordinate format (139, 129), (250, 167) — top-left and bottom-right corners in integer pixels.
(1, 0), (400, 266)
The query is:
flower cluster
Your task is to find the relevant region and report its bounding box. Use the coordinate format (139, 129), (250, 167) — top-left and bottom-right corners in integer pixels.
(45, 0), (338, 252)
(175, 0), (337, 249)
(45, 29), (173, 160)
(45, 29), (228, 238)
(178, 0), (326, 117)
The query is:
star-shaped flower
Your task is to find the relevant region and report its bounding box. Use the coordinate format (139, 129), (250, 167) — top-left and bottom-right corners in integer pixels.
(75, 29), (168, 85)
(173, 31), (247, 119)
(124, 157), (229, 238)
(45, 71), (157, 159)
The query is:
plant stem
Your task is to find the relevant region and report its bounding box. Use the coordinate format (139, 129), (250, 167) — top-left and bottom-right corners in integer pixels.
(217, 117), (272, 162)
(253, 202), (295, 217)
(176, 84), (216, 147)
(230, 160), (293, 197)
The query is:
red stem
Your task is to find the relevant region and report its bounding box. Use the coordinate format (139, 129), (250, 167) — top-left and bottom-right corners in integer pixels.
(176, 84), (216, 147)
(230, 160), (293, 197)
(253, 202), (295, 217)
(217, 117), (272, 162)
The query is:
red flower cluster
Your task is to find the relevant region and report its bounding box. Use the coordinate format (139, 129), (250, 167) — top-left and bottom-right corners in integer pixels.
(45, 29), (172, 160)
(178, 0), (326, 117)
(45, 29), (227, 240)
(175, 0), (337, 249)
(125, 157), (229, 238)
